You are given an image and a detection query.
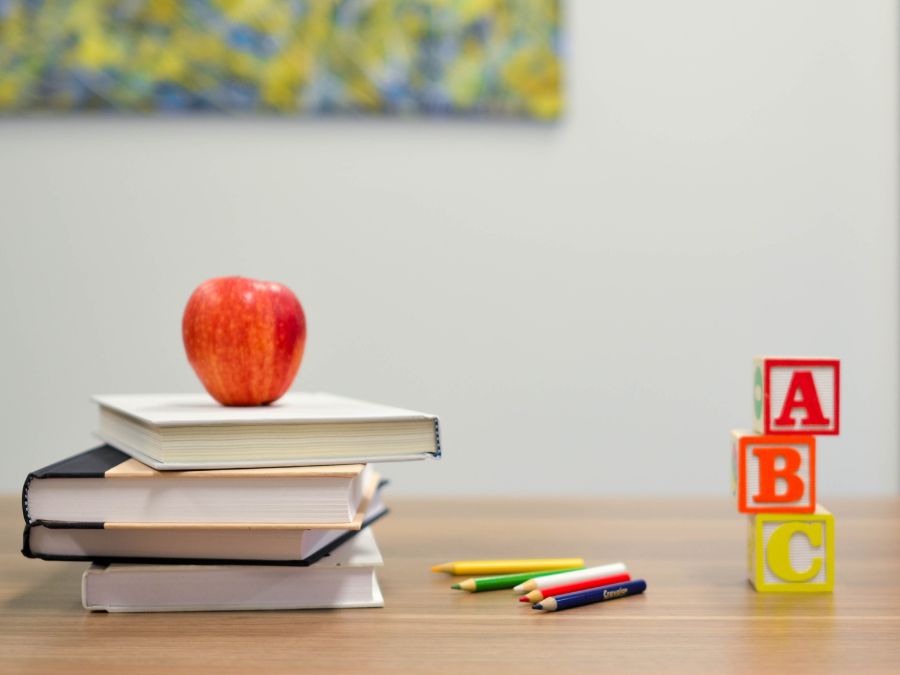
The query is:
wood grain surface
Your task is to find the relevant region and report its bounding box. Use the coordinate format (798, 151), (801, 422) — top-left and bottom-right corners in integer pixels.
(2, 495), (899, 674)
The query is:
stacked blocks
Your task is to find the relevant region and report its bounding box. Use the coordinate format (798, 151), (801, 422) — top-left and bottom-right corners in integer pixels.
(734, 357), (840, 593)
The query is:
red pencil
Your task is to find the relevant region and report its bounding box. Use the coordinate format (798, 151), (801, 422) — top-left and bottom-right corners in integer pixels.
(519, 572), (632, 603)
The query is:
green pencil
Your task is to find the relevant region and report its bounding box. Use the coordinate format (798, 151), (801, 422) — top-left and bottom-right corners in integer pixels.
(450, 567), (583, 592)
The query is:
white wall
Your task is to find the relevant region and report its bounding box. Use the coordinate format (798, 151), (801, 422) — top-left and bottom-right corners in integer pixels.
(1, 0), (897, 496)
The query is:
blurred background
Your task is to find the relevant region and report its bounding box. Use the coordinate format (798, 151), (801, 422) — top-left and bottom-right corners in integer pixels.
(0, 0), (897, 497)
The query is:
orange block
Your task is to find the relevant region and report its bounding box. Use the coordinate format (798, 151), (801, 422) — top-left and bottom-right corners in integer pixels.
(733, 431), (815, 514)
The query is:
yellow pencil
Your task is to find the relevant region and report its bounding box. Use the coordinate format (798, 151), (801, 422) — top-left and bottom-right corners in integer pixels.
(431, 558), (584, 576)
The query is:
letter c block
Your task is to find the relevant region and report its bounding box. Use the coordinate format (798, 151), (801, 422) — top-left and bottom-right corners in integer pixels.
(747, 506), (834, 593)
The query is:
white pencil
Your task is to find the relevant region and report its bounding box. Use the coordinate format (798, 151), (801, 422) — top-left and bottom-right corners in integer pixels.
(513, 562), (628, 593)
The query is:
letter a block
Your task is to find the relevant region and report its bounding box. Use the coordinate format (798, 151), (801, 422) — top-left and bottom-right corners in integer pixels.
(733, 431), (815, 513)
(753, 357), (840, 435)
(747, 506), (834, 593)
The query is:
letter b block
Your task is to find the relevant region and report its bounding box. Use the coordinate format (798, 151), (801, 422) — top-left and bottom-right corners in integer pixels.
(747, 507), (834, 593)
(753, 357), (840, 435)
(733, 431), (815, 513)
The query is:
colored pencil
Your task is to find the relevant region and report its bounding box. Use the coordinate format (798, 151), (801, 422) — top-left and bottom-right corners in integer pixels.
(451, 567), (583, 592)
(514, 562), (627, 593)
(518, 572), (631, 603)
(431, 558), (584, 576)
(533, 579), (647, 612)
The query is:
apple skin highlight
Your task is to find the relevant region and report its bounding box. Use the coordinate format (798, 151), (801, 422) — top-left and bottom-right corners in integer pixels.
(182, 276), (307, 406)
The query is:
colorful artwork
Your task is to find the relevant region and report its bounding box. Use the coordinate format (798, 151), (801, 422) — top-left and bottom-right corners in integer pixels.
(0, 0), (562, 118)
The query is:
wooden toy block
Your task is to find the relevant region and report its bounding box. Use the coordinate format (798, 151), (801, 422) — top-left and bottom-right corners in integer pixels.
(747, 505), (834, 593)
(753, 357), (840, 435)
(733, 431), (815, 513)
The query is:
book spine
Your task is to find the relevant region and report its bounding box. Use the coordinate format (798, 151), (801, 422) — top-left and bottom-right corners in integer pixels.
(21, 520), (33, 558)
(22, 519), (106, 559)
(21, 473), (34, 524)
(434, 417), (442, 458)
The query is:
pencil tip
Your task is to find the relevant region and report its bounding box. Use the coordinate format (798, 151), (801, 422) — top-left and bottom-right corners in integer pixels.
(450, 584), (461, 590)
(518, 596), (528, 602)
(533, 603), (543, 610)
(431, 564), (449, 573)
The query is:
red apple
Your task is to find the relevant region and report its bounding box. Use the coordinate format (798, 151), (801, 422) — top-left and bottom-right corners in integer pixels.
(182, 276), (307, 406)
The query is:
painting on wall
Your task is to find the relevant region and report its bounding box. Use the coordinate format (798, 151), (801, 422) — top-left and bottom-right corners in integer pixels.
(0, 0), (562, 119)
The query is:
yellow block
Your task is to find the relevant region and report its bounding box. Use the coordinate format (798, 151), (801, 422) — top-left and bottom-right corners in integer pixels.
(748, 505), (834, 593)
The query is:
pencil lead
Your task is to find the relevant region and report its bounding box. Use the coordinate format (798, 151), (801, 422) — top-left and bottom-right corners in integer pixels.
(532, 603), (543, 610)
(450, 584), (461, 590)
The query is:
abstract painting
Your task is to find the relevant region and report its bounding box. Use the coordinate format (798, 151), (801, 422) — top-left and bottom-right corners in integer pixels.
(0, 0), (562, 118)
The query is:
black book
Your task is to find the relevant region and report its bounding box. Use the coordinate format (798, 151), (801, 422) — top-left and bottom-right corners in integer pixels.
(22, 446), (388, 566)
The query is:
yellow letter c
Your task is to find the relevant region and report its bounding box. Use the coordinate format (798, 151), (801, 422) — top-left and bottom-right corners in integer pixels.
(766, 522), (823, 582)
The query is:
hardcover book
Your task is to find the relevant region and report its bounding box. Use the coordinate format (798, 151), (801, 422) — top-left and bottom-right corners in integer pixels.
(93, 392), (441, 469)
(23, 446), (376, 526)
(82, 527), (385, 612)
(23, 481), (388, 566)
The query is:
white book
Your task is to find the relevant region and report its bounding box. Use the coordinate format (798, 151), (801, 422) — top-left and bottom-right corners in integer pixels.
(24, 445), (376, 526)
(94, 392), (441, 470)
(82, 528), (385, 612)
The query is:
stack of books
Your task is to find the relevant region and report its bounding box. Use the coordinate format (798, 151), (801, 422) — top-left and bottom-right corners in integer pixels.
(21, 392), (440, 612)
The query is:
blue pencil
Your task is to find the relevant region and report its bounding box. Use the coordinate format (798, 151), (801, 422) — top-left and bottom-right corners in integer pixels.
(532, 579), (647, 612)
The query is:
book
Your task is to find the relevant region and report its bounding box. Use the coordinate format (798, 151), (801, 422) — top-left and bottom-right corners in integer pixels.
(82, 528), (385, 612)
(23, 480), (389, 566)
(23, 446), (376, 526)
(94, 392), (441, 470)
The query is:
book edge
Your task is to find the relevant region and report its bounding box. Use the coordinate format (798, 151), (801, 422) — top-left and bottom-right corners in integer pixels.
(94, 392), (438, 428)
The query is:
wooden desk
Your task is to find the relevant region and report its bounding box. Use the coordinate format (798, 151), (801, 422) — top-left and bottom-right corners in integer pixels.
(2, 496), (899, 673)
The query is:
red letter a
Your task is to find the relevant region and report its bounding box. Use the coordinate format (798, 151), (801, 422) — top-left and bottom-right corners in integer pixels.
(774, 371), (830, 428)
(753, 447), (804, 503)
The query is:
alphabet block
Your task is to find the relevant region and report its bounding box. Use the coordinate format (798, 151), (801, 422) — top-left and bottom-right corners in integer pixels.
(747, 506), (834, 593)
(753, 357), (840, 435)
(733, 431), (815, 513)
